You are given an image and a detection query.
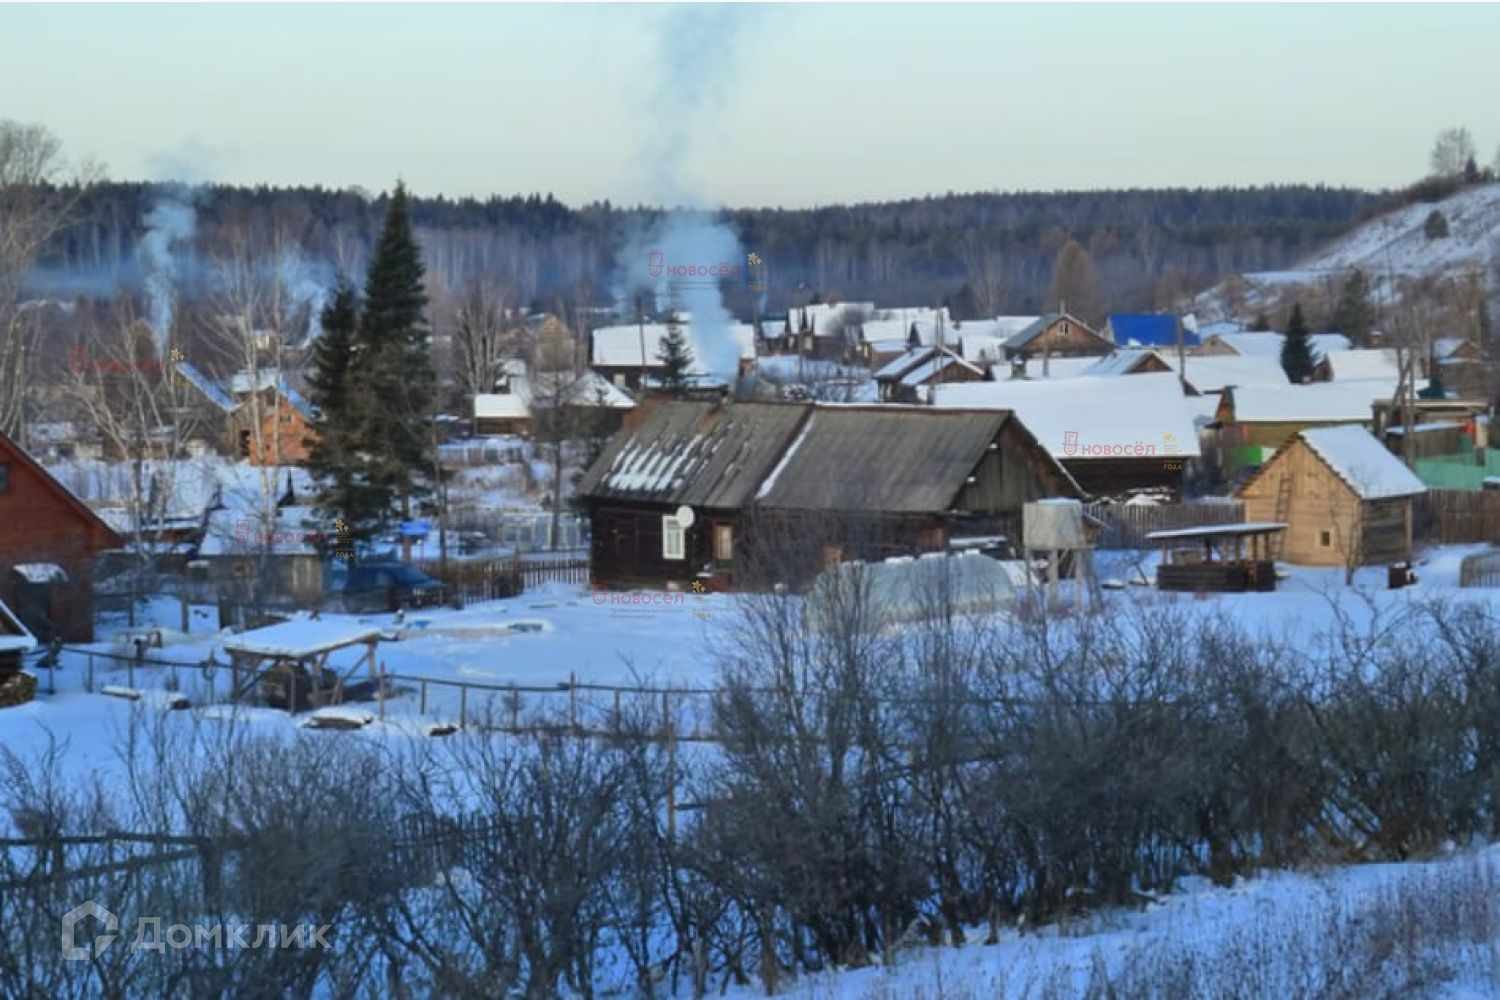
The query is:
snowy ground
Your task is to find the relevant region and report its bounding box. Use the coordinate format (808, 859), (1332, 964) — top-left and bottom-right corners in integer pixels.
(739, 846), (1500, 999)
(6, 543), (1500, 996)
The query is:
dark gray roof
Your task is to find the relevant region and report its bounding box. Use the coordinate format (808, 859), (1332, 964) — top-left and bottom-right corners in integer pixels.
(756, 407), (1018, 513)
(1002, 313), (1062, 351)
(577, 401), (812, 509)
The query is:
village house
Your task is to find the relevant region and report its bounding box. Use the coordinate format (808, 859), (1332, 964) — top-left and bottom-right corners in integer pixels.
(175, 363), (318, 465)
(0, 431), (123, 642)
(1431, 336), (1488, 400)
(577, 400), (1081, 590)
(1214, 382), (1392, 475)
(872, 345), (987, 402)
(590, 318), (757, 390)
(1001, 312), (1113, 361)
(577, 401), (811, 590)
(748, 405), (1083, 584)
(1237, 425), (1426, 567)
(931, 373), (1203, 498)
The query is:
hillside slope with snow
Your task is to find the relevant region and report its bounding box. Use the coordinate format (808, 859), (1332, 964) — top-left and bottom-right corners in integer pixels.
(1199, 182), (1500, 316)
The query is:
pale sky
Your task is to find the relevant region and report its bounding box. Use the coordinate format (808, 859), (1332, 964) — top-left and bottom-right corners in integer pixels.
(4, 3), (1498, 208)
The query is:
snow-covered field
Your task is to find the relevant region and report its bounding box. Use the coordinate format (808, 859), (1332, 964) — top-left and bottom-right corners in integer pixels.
(7, 544), (1500, 997)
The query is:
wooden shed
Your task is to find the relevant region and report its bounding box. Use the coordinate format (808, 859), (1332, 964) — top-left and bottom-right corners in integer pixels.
(1236, 425), (1426, 568)
(0, 431), (123, 642)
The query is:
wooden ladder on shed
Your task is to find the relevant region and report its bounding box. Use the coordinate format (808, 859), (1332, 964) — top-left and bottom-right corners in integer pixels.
(1270, 474), (1292, 559)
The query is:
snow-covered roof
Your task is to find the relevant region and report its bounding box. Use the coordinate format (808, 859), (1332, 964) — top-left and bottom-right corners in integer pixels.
(1297, 426), (1427, 499)
(0, 599), (36, 654)
(1168, 355), (1290, 393)
(874, 347), (931, 380)
(531, 369), (637, 409)
(1001, 355), (1101, 381)
(1224, 382), (1390, 423)
(930, 373), (1202, 460)
(898, 353), (982, 387)
(473, 392), (530, 421)
(228, 369), (280, 396)
(1079, 350), (1169, 377)
(1203, 332), (1352, 358)
(591, 321), (756, 371)
(198, 505), (326, 557)
(223, 618), (381, 659)
(957, 334), (1011, 364)
(12, 563), (67, 584)
(1323, 349), (1402, 384)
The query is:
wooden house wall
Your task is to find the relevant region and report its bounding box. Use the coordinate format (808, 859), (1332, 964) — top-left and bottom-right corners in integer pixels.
(0, 443), (118, 641)
(249, 400), (314, 466)
(1240, 439), (1413, 567)
(588, 502), (725, 589)
(1015, 318), (1113, 358)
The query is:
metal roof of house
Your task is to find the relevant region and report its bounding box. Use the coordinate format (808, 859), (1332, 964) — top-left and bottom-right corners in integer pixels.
(577, 401), (812, 509)
(1106, 314), (1198, 348)
(754, 407), (1076, 513)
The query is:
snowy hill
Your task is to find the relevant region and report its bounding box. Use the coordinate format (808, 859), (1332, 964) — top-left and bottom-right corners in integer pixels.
(1199, 182), (1500, 317)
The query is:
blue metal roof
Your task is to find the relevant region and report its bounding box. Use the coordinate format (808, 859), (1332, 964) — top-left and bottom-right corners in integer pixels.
(1106, 314), (1198, 348)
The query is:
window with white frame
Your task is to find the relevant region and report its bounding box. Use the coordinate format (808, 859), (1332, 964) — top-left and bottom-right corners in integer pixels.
(662, 515), (686, 560)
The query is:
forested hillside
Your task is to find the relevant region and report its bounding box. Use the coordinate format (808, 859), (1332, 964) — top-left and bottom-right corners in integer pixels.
(29, 182), (1381, 321)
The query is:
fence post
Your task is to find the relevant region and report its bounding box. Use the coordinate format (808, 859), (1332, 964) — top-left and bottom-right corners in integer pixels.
(510, 684), (519, 731)
(569, 671), (578, 731)
(86, 654), (94, 693)
(378, 660), (386, 721)
(420, 680), (428, 716)
(613, 688), (621, 734)
(459, 685), (468, 729)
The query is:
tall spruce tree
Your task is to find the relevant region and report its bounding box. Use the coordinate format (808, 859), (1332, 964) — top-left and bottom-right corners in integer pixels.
(355, 181), (435, 555)
(305, 277), (380, 550)
(657, 313), (694, 397)
(1329, 269), (1376, 346)
(1280, 302), (1315, 384)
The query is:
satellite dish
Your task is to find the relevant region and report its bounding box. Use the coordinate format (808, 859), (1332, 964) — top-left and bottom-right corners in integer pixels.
(675, 505), (696, 528)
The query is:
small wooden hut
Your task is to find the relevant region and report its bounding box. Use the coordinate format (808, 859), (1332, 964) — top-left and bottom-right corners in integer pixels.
(1236, 426), (1426, 568)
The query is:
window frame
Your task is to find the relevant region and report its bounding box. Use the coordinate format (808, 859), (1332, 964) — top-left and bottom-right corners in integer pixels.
(662, 515), (686, 561)
(713, 523), (734, 562)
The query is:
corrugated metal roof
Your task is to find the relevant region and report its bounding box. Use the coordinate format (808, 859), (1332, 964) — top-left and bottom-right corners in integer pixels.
(755, 407), (1015, 514)
(577, 401), (812, 509)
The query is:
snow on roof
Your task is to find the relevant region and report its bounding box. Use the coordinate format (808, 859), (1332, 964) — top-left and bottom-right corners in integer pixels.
(1205, 332), (1351, 358)
(1168, 354), (1290, 393)
(1003, 355), (1101, 380)
(957, 333), (1011, 364)
(898, 353), (980, 387)
(228, 369), (280, 396)
(1297, 425), (1427, 499)
(1226, 382), (1390, 423)
(0, 598), (36, 654)
(1323, 349), (1402, 384)
(930, 373), (1201, 460)
(874, 347), (931, 380)
(1146, 521), (1288, 541)
(198, 506), (326, 557)
(12, 563), (67, 583)
(473, 392), (530, 421)
(591, 321), (756, 370)
(223, 618), (381, 659)
(1079, 349), (1168, 377)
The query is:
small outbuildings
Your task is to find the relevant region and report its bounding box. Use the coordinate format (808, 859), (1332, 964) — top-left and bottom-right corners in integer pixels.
(1236, 425), (1427, 568)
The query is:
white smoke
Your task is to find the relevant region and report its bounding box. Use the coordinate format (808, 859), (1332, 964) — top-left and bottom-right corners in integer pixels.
(614, 6), (756, 381)
(138, 190), (196, 358)
(277, 246), (333, 344)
